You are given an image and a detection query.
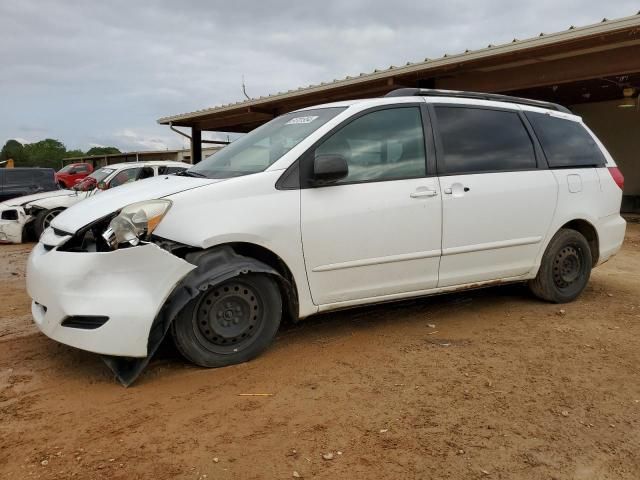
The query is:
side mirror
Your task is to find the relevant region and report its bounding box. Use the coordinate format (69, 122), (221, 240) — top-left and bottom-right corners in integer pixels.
(97, 181), (107, 190)
(312, 154), (348, 185)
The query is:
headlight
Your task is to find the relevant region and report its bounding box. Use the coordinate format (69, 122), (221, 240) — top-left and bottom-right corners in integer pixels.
(102, 199), (171, 249)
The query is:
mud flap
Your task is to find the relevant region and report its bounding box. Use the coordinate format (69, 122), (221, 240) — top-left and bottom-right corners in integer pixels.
(101, 246), (286, 386)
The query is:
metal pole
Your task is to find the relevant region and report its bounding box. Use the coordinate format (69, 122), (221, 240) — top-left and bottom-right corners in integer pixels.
(191, 128), (202, 164)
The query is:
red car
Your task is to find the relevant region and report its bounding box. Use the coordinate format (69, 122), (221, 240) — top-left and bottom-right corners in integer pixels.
(55, 163), (93, 189)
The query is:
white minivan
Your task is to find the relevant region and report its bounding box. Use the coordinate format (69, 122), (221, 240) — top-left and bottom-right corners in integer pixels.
(26, 89), (626, 384)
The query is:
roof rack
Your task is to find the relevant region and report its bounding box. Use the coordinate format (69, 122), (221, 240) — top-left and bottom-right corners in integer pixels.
(385, 88), (572, 114)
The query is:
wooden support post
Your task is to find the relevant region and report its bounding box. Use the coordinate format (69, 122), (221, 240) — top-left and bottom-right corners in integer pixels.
(191, 127), (202, 164)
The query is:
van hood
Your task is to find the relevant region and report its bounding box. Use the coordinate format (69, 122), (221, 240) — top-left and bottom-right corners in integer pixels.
(52, 175), (223, 233)
(1, 189), (76, 207)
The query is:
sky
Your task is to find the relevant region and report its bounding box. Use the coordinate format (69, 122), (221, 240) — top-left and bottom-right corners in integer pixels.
(0, 0), (638, 153)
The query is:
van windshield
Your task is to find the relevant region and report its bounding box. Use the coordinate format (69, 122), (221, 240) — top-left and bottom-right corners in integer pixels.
(189, 107), (345, 179)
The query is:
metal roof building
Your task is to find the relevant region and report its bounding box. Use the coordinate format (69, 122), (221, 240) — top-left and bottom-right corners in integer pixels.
(63, 146), (222, 168)
(159, 12), (640, 210)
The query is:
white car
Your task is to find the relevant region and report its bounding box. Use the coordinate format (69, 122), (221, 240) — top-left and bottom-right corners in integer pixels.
(26, 89), (626, 384)
(0, 161), (187, 243)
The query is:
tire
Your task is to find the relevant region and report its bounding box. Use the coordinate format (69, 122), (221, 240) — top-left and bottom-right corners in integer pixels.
(57, 181), (67, 189)
(170, 273), (282, 368)
(34, 208), (64, 238)
(529, 228), (592, 303)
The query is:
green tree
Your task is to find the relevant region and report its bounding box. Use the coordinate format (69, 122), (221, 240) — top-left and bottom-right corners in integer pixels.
(86, 146), (121, 156)
(1, 139), (121, 169)
(22, 139), (67, 169)
(65, 149), (85, 158)
(0, 139), (27, 165)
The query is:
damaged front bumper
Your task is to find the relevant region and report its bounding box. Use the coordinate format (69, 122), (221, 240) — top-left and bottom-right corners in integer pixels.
(26, 238), (196, 358)
(0, 205), (30, 243)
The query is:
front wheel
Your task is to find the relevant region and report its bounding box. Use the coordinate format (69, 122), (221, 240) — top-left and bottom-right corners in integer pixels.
(170, 273), (282, 368)
(34, 208), (64, 238)
(529, 228), (592, 303)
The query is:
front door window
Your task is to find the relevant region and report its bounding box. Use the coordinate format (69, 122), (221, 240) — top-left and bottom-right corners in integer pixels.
(314, 107), (427, 184)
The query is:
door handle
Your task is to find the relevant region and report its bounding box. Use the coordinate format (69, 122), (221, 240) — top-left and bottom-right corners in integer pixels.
(410, 188), (438, 198)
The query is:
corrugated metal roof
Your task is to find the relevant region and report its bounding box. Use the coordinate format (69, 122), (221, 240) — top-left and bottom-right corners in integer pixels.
(158, 12), (640, 125)
(63, 146), (220, 161)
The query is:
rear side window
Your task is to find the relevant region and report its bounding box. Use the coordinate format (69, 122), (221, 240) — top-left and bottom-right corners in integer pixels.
(5, 170), (34, 186)
(434, 106), (536, 174)
(525, 112), (605, 168)
(158, 166), (186, 175)
(33, 169), (55, 184)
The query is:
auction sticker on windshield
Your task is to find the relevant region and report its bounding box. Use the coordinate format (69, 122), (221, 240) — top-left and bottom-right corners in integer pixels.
(285, 116), (319, 125)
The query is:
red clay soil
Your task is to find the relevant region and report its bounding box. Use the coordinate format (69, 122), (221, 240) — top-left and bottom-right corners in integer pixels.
(1, 225), (639, 479)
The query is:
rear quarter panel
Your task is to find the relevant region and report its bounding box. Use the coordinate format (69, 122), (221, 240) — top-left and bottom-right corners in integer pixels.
(537, 167), (624, 268)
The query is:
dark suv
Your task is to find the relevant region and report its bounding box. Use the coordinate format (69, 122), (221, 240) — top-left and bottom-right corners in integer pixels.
(0, 168), (58, 202)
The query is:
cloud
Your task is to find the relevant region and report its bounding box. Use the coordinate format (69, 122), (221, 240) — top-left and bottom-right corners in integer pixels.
(1, 0), (638, 152)
(93, 128), (183, 152)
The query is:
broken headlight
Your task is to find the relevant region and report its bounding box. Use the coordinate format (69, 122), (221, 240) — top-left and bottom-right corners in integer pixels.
(102, 200), (171, 249)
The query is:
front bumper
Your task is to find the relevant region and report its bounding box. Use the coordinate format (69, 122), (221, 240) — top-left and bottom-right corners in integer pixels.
(0, 205), (29, 244)
(26, 241), (195, 357)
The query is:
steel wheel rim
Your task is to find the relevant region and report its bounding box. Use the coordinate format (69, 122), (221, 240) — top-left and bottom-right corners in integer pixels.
(553, 245), (582, 289)
(192, 280), (263, 354)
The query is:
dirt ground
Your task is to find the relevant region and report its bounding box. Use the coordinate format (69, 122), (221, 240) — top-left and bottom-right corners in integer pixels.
(1, 225), (639, 480)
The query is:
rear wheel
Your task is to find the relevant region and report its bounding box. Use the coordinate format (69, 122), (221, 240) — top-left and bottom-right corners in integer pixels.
(34, 208), (64, 238)
(529, 228), (592, 303)
(171, 273), (282, 367)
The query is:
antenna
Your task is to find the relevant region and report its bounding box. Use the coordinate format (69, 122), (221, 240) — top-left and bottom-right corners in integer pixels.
(241, 75), (250, 100)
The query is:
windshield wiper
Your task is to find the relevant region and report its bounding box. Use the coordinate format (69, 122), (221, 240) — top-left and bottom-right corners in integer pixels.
(177, 170), (208, 178)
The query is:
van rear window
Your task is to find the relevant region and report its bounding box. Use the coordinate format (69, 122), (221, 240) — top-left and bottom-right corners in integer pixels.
(525, 112), (606, 168)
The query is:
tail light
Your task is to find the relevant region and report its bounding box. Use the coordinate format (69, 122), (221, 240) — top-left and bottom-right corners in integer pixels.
(608, 167), (624, 190)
